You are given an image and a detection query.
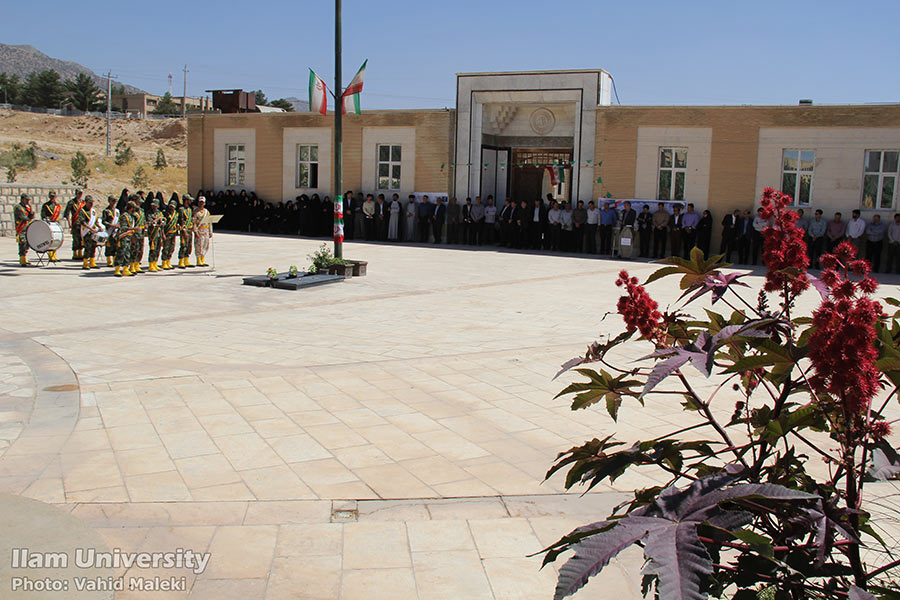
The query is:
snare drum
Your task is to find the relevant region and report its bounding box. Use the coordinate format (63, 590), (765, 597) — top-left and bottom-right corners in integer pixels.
(93, 231), (109, 245)
(26, 220), (64, 252)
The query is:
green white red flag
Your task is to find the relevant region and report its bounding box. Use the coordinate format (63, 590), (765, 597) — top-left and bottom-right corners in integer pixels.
(309, 69), (327, 115)
(340, 60), (367, 115)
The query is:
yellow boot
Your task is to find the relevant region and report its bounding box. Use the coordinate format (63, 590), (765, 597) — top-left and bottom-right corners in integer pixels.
(148, 262), (156, 272)
(106, 256), (113, 267)
(122, 265), (132, 277)
(114, 266), (121, 277)
(91, 258), (98, 269)
(19, 255), (28, 266)
(152, 261), (160, 272)
(82, 258), (90, 270)
(166, 259), (173, 270)
(177, 258), (185, 269)
(198, 255), (207, 266)
(184, 257), (193, 267)
(133, 262), (143, 273)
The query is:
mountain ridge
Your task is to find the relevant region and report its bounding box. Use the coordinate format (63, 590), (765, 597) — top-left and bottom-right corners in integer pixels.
(0, 43), (146, 95)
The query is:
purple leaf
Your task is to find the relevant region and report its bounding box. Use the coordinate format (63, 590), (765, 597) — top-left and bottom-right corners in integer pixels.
(849, 586), (877, 600)
(684, 272), (749, 305)
(807, 273), (831, 301)
(641, 353), (691, 397)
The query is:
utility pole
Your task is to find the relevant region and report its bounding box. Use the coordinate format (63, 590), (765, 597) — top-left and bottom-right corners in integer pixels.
(333, 0), (343, 258)
(182, 65), (188, 117)
(106, 71), (112, 156)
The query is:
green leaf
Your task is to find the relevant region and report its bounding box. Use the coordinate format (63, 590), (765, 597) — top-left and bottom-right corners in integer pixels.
(644, 248), (730, 290)
(555, 369), (641, 414)
(606, 396), (623, 422)
(731, 529), (775, 559)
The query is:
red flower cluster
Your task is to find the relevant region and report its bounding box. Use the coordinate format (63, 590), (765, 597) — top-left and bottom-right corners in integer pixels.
(616, 270), (662, 339)
(808, 241), (882, 416)
(759, 188), (810, 295)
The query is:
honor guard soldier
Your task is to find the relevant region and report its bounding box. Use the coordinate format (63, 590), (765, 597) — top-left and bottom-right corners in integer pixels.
(101, 196), (119, 267)
(192, 196), (211, 267)
(146, 203), (165, 272)
(75, 195), (100, 270)
(131, 198), (146, 273)
(160, 201), (179, 270)
(178, 194), (194, 268)
(39, 191), (62, 262)
(115, 202), (137, 277)
(63, 189), (85, 260)
(14, 194), (35, 266)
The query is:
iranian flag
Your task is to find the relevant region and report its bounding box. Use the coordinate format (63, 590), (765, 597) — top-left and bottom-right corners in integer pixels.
(340, 60), (367, 115)
(546, 166), (566, 186)
(309, 69), (327, 115)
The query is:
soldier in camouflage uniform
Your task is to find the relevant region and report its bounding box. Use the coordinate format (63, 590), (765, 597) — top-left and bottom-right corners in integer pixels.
(160, 201), (179, 270)
(101, 196), (119, 267)
(39, 191), (62, 262)
(146, 203), (165, 272)
(62, 189), (84, 260)
(115, 202), (136, 277)
(131, 200), (146, 273)
(177, 194), (194, 268)
(75, 195), (100, 270)
(13, 194), (35, 266)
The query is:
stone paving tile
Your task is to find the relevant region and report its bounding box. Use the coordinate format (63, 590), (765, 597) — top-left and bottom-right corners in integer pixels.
(2, 234), (898, 599)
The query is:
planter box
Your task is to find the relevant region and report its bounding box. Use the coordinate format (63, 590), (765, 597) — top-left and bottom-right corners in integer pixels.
(327, 263), (354, 277)
(346, 260), (368, 277)
(242, 272), (345, 290)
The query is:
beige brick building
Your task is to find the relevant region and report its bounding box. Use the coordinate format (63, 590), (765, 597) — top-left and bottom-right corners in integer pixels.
(187, 70), (900, 238)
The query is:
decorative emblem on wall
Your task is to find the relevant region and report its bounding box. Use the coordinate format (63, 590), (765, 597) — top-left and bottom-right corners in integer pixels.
(529, 108), (556, 135)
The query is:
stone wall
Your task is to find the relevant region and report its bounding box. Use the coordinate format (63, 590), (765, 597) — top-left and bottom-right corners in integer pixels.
(0, 184), (82, 237)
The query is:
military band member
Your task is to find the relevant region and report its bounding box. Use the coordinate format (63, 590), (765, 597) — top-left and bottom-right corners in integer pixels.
(63, 189), (84, 260)
(14, 194), (35, 266)
(115, 202), (136, 277)
(146, 203), (165, 272)
(39, 191), (62, 262)
(75, 195), (100, 270)
(161, 201), (179, 270)
(178, 194), (194, 268)
(101, 196), (119, 267)
(131, 198), (146, 273)
(192, 196), (211, 267)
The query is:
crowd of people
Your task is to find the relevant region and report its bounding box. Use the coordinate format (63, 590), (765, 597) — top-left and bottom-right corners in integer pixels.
(14, 188), (213, 276)
(16, 188), (900, 275)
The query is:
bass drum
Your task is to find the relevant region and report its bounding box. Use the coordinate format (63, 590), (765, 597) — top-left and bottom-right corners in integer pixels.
(26, 220), (65, 252)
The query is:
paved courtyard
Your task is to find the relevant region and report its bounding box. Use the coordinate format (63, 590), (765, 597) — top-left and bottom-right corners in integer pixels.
(0, 233), (897, 599)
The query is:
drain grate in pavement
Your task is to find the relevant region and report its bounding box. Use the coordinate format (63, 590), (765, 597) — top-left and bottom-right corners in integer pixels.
(331, 508), (358, 522)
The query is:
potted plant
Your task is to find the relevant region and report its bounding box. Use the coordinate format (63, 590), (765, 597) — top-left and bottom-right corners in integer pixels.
(288, 265), (299, 278)
(265, 267), (278, 287)
(345, 260), (368, 276)
(307, 244), (352, 277)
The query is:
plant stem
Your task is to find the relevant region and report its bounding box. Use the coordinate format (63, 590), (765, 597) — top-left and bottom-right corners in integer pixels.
(676, 371), (750, 471)
(865, 556), (900, 581)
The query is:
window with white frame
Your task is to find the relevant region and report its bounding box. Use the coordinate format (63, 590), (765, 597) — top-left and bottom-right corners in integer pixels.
(658, 148), (687, 201)
(377, 144), (401, 190)
(296, 144), (319, 188)
(781, 149), (814, 206)
(862, 150), (899, 209)
(226, 144), (246, 186)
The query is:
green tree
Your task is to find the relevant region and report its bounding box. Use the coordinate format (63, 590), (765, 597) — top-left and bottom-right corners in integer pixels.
(21, 70), (65, 108)
(254, 90), (268, 106)
(154, 148), (167, 170)
(111, 83), (126, 96)
(114, 141), (134, 166)
(131, 165), (150, 189)
(65, 73), (104, 112)
(0, 72), (21, 104)
(0, 143), (37, 182)
(269, 98), (294, 112)
(152, 92), (180, 115)
(69, 151), (89, 187)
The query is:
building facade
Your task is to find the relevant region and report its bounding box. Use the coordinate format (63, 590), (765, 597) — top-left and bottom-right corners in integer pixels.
(113, 93), (210, 116)
(187, 70), (900, 236)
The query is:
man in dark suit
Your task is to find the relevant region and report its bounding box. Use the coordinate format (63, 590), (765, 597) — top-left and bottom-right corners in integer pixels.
(461, 197), (473, 245)
(342, 191), (354, 240)
(430, 196), (445, 244)
(375, 194), (389, 241)
(498, 198), (513, 246)
(531, 198), (548, 249)
(720, 209), (740, 262)
(514, 199), (528, 249)
(737, 209), (752, 264)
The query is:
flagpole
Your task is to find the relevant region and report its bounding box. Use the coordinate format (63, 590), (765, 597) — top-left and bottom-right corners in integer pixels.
(333, 0), (343, 259)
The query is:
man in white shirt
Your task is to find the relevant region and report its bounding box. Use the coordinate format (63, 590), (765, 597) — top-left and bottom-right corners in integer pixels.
(559, 201), (573, 252)
(586, 201), (600, 254)
(547, 200), (561, 251)
(751, 208), (769, 265)
(846, 209), (867, 256)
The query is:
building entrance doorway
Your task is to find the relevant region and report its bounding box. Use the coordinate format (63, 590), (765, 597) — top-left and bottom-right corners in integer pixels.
(509, 149), (573, 203)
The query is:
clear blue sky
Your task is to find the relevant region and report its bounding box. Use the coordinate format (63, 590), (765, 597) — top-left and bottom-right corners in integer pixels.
(6, 0), (899, 109)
